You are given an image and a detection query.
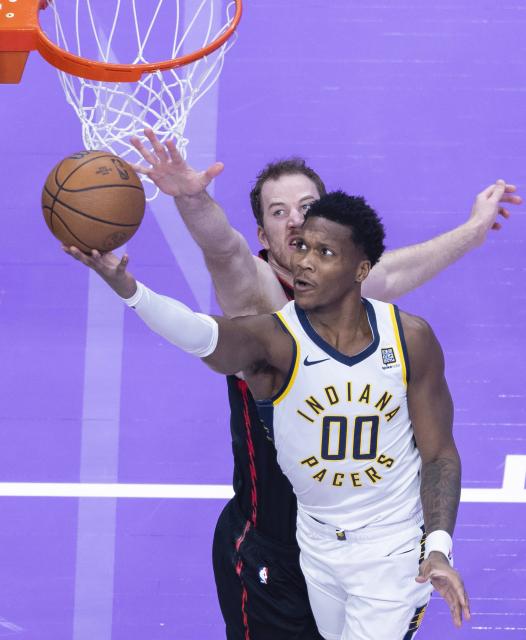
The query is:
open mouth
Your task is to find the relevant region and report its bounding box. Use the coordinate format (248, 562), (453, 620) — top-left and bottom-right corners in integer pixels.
(294, 277), (315, 291)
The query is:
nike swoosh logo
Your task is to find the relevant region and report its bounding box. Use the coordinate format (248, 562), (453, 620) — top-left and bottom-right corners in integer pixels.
(304, 356), (330, 366)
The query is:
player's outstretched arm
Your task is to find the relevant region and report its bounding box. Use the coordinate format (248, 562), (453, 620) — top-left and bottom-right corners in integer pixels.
(403, 312), (470, 628)
(363, 180), (521, 301)
(63, 245), (291, 393)
(130, 129), (277, 317)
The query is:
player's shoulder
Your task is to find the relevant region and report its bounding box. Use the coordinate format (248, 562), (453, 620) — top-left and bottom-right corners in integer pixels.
(253, 254), (291, 312)
(399, 310), (438, 351)
(230, 311), (295, 378)
(398, 309), (434, 340)
(397, 309), (444, 374)
(230, 310), (292, 344)
(253, 253), (276, 279)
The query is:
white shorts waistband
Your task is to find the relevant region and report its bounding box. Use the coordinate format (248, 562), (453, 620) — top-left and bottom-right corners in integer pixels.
(297, 507), (424, 543)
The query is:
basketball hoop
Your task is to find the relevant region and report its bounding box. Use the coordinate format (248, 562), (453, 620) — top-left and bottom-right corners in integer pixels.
(0, 0), (242, 199)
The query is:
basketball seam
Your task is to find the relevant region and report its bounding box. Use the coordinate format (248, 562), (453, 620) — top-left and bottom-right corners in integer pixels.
(49, 162), (66, 232)
(46, 209), (93, 251)
(42, 185), (142, 228)
(55, 153), (120, 190)
(57, 183), (144, 193)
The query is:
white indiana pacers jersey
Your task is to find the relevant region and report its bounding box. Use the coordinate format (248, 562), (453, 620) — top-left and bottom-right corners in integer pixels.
(256, 298), (422, 531)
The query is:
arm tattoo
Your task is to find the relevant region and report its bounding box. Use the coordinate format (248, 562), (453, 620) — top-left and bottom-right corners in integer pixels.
(420, 456), (461, 535)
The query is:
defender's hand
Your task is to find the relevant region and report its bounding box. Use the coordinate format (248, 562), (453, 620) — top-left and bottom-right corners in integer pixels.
(63, 246), (137, 299)
(130, 128), (223, 198)
(416, 551), (470, 627)
(468, 179), (521, 244)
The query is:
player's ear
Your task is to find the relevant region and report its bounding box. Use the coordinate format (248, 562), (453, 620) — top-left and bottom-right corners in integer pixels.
(257, 224), (270, 250)
(355, 260), (371, 283)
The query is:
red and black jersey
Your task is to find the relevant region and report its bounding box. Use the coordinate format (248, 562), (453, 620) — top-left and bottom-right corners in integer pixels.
(226, 250), (297, 543)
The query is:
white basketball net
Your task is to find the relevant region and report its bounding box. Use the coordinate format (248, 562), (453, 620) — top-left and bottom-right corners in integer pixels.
(42, 1), (238, 199)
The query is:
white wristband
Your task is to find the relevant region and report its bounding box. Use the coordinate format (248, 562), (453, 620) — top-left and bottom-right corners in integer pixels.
(424, 530), (453, 565)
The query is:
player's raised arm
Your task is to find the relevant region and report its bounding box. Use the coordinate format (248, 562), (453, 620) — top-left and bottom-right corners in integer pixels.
(63, 246), (292, 393)
(363, 180), (521, 301)
(130, 129), (281, 317)
(402, 311), (470, 628)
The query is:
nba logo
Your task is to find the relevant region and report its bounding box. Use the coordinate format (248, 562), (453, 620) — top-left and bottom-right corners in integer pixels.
(258, 567), (268, 584)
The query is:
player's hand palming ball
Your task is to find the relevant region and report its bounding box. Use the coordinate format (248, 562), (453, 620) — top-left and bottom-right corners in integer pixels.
(42, 151), (146, 253)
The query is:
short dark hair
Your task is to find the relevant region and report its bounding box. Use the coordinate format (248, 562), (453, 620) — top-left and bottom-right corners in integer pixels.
(250, 158), (327, 226)
(305, 190), (385, 266)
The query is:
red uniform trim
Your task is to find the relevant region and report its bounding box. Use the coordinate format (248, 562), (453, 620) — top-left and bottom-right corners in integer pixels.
(238, 379), (259, 526)
(235, 519), (252, 640)
(232, 378), (260, 638)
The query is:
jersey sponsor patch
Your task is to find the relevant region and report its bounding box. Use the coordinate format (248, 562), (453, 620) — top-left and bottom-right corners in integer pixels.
(381, 347), (396, 365)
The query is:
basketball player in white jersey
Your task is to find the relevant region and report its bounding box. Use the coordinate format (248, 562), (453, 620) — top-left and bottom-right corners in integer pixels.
(65, 190), (470, 639)
(122, 131), (518, 639)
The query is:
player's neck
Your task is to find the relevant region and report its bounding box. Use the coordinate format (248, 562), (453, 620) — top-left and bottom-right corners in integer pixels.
(267, 252), (293, 287)
(304, 293), (371, 357)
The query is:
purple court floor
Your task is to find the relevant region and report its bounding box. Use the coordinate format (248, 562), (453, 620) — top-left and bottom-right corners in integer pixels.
(1, 1), (525, 638)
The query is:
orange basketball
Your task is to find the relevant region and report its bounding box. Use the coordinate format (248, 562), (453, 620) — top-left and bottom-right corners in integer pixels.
(42, 151), (146, 253)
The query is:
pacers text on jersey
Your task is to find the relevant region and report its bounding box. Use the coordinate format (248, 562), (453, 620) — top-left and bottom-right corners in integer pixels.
(296, 380), (402, 488)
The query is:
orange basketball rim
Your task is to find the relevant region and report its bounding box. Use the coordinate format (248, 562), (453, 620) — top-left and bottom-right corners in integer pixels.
(0, 0), (242, 83)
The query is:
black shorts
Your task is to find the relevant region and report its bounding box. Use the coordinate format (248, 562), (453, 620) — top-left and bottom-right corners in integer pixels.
(212, 499), (323, 640)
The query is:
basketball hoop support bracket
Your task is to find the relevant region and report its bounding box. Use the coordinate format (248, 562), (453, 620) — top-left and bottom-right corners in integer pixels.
(0, 0), (39, 82)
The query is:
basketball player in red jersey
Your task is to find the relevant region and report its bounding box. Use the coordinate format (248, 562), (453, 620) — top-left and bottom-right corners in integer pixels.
(123, 130), (519, 640)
